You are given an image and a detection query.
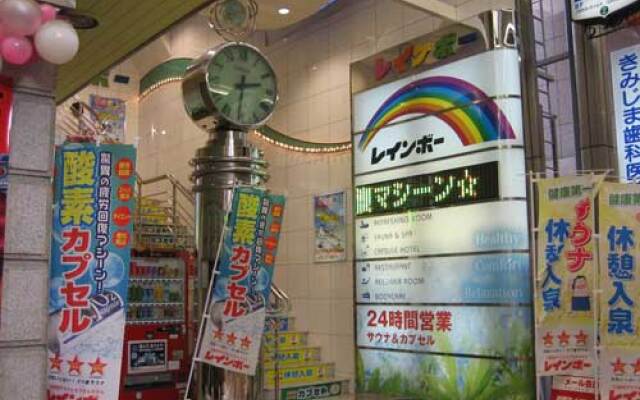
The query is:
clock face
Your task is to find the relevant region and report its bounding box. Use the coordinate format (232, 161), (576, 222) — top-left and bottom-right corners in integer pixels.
(206, 43), (278, 127)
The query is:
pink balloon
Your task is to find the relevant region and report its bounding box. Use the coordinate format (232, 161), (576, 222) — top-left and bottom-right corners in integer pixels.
(1, 36), (33, 65)
(40, 4), (57, 24)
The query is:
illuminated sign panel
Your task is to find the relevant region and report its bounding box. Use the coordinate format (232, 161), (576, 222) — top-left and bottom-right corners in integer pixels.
(356, 305), (531, 355)
(355, 161), (499, 217)
(356, 253), (531, 304)
(351, 26), (532, 398)
(356, 200), (528, 259)
(352, 98), (523, 175)
(356, 147), (527, 199)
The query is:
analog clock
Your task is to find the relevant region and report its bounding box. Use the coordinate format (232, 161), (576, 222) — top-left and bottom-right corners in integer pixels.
(183, 42), (279, 131)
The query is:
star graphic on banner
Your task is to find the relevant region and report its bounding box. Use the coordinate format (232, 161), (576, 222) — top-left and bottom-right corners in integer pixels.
(214, 329), (224, 341)
(633, 359), (640, 375)
(574, 330), (588, 346)
(240, 336), (252, 349)
(49, 353), (63, 372)
(89, 357), (107, 377)
(227, 332), (237, 346)
(612, 357), (627, 375)
(67, 355), (84, 376)
(557, 330), (571, 346)
(542, 332), (554, 346)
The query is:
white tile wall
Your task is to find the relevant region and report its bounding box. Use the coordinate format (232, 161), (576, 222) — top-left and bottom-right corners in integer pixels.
(126, 0), (471, 385)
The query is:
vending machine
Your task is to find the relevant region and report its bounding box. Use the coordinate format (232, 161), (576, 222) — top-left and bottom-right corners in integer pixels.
(120, 252), (194, 400)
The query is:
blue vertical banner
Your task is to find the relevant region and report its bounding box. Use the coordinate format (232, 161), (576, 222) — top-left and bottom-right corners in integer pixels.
(47, 143), (136, 400)
(197, 187), (285, 375)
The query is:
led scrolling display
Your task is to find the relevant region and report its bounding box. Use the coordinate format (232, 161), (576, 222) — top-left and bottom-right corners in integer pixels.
(355, 161), (500, 217)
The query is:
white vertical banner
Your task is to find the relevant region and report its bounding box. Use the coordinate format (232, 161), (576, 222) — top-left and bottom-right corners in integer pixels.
(611, 44), (640, 182)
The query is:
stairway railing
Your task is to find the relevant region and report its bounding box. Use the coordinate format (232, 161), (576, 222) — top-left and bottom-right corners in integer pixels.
(134, 173), (196, 250)
(268, 283), (291, 315)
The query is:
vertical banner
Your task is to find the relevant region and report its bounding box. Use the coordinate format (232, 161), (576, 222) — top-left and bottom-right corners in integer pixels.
(599, 182), (640, 399)
(47, 143), (137, 400)
(536, 176), (598, 377)
(89, 95), (126, 142)
(611, 44), (640, 183)
(197, 187), (285, 375)
(313, 191), (346, 263)
(0, 79), (12, 326)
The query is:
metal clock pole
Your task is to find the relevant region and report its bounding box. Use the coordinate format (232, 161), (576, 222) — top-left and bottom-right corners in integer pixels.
(183, 38), (278, 400)
(190, 126), (268, 400)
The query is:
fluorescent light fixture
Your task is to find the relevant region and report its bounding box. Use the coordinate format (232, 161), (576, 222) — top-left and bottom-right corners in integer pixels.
(278, 7), (290, 15)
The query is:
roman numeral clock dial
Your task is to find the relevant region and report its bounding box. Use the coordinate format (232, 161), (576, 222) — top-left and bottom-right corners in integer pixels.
(206, 43), (278, 128)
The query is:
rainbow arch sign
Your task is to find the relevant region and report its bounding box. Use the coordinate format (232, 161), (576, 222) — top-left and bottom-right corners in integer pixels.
(352, 49), (522, 175)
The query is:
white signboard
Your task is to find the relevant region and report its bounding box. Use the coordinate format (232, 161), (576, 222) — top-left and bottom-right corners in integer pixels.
(352, 49), (522, 133)
(355, 200), (528, 260)
(572, 0), (638, 20)
(611, 45), (640, 182)
(611, 44), (640, 182)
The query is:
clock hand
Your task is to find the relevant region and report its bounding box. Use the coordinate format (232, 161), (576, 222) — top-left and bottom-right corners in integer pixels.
(237, 75), (246, 121)
(235, 82), (261, 89)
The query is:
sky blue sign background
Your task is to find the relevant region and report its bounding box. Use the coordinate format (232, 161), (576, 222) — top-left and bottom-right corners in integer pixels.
(50, 143), (136, 316)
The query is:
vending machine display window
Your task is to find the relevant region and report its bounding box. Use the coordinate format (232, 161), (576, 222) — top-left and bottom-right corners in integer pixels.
(128, 339), (168, 374)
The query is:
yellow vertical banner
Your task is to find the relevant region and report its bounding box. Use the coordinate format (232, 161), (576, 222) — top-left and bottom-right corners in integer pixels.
(536, 175), (598, 377)
(599, 182), (640, 398)
(600, 182), (640, 347)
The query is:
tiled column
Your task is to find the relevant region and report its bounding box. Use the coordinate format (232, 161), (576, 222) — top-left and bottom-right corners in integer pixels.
(0, 62), (57, 400)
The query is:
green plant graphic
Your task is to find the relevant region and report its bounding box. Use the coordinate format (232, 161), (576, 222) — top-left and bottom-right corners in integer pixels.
(358, 319), (535, 399)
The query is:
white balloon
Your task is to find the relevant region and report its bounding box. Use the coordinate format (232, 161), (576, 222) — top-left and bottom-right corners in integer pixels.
(0, 0), (42, 36)
(34, 20), (79, 65)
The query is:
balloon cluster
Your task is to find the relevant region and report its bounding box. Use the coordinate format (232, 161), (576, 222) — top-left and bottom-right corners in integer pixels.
(0, 0), (79, 70)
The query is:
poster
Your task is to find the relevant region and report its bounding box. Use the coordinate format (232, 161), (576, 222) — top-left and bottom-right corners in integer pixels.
(47, 143), (137, 400)
(313, 191), (346, 262)
(599, 182), (640, 399)
(196, 187), (285, 375)
(0, 80), (12, 326)
(89, 95), (126, 142)
(535, 176), (598, 377)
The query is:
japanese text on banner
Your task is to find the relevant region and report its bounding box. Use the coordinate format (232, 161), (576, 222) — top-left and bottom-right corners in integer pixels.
(47, 143), (136, 400)
(535, 176), (599, 378)
(197, 187), (285, 375)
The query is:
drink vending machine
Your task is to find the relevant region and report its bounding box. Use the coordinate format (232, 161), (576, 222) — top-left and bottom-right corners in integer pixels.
(119, 252), (195, 400)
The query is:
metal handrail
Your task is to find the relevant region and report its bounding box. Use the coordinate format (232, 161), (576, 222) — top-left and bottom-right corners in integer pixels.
(268, 282), (291, 315)
(135, 172), (196, 250)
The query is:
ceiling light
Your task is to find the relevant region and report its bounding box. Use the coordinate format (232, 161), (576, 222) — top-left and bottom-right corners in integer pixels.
(278, 7), (290, 15)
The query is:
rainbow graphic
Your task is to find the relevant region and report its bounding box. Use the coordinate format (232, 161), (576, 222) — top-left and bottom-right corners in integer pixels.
(358, 76), (516, 150)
